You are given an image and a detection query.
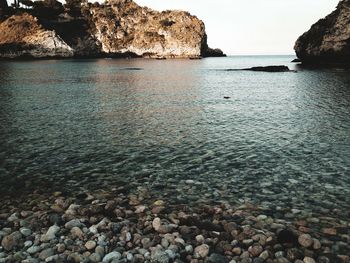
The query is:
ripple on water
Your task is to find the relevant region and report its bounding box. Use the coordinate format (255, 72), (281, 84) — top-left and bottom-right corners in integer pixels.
(0, 56), (349, 219)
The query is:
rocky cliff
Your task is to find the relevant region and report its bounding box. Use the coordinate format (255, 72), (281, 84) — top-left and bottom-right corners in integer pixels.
(294, 0), (350, 65)
(0, 13), (73, 58)
(0, 0), (225, 59)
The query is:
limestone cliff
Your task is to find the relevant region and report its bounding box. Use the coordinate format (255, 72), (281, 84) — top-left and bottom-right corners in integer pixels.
(88, 0), (207, 58)
(0, 0), (224, 59)
(294, 0), (350, 65)
(0, 13), (74, 58)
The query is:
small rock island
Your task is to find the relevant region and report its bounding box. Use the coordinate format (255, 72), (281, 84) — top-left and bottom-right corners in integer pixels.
(294, 0), (350, 65)
(0, 0), (225, 59)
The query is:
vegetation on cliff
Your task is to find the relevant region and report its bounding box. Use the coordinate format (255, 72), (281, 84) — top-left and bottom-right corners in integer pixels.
(0, 0), (225, 59)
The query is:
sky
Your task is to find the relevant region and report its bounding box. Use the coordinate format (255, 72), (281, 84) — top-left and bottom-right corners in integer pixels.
(7, 0), (340, 55)
(135, 0), (340, 55)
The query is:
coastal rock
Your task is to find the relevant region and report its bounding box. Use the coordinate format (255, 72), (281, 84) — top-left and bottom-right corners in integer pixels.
(294, 0), (350, 65)
(88, 0), (207, 58)
(0, 0), (223, 59)
(243, 66), (292, 72)
(0, 13), (73, 58)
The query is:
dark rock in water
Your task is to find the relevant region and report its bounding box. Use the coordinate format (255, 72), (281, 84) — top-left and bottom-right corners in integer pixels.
(277, 229), (298, 244)
(204, 47), (226, 57)
(121, 68), (143, 71)
(243, 65), (291, 72)
(294, 0), (350, 65)
(291, 58), (301, 63)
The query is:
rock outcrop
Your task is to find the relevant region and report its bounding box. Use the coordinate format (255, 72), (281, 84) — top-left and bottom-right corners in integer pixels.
(294, 0), (350, 65)
(0, 13), (74, 58)
(0, 0), (224, 59)
(88, 0), (206, 58)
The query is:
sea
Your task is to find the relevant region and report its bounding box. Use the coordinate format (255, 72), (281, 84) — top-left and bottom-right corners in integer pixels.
(0, 55), (349, 219)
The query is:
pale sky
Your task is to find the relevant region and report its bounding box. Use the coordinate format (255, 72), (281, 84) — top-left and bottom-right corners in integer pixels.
(7, 0), (340, 55)
(135, 0), (340, 55)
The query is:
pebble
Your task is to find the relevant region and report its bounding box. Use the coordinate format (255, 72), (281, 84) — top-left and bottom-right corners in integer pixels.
(248, 244), (263, 256)
(90, 253), (102, 263)
(259, 250), (270, 260)
(27, 245), (41, 254)
(194, 244), (210, 258)
(152, 249), (170, 263)
(24, 240), (33, 247)
(102, 251), (122, 262)
(195, 234), (205, 243)
(303, 257), (316, 263)
(185, 245), (193, 253)
(152, 217), (161, 231)
(1, 231), (22, 251)
(65, 219), (82, 229)
(208, 253), (229, 263)
(243, 239), (254, 246)
(71, 226), (84, 239)
(0, 188), (348, 263)
(85, 240), (97, 250)
(322, 228), (337, 235)
(41, 225), (60, 242)
(38, 248), (54, 260)
(298, 234), (313, 248)
(19, 227), (31, 237)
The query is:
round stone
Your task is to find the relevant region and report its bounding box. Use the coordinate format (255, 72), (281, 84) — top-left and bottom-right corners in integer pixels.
(85, 240), (97, 250)
(20, 227), (31, 237)
(194, 244), (210, 258)
(248, 244), (263, 257)
(298, 234), (313, 248)
(304, 257), (316, 263)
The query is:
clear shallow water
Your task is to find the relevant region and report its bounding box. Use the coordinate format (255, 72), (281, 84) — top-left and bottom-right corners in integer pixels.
(0, 56), (350, 216)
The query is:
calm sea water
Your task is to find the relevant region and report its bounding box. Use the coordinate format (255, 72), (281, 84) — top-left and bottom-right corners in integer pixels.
(0, 56), (349, 215)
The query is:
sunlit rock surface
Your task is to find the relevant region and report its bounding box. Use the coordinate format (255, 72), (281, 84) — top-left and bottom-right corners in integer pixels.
(0, 0), (224, 59)
(0, 13), (73, 58)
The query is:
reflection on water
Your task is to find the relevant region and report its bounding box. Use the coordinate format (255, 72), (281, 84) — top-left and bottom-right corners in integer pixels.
(0, 56), (349, 218)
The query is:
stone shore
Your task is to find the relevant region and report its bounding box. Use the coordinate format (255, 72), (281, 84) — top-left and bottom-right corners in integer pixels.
(0, 188), (349, 263)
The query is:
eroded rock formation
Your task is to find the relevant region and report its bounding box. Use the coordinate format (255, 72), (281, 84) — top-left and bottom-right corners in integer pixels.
(0, 13), (73, 58)
(295, 0), (350, 65)
(0, 0), (225, 59)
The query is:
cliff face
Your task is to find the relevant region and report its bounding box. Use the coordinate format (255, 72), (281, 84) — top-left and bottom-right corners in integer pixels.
(295, 0), (350, 64)
(88, 0), (207, 58)
(0, 13), (73, 58)
(0, 0), (224, 59)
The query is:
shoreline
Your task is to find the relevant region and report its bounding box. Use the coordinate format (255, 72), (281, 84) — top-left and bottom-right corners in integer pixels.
(1, 188), (349, 263)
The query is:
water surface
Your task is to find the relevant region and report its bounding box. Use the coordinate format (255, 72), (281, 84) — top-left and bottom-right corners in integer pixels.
(0, 56), (349, 217)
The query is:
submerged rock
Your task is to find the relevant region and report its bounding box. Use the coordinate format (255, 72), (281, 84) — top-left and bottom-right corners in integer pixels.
(294, 0), (350, 65)
(243, 65), (292, 72)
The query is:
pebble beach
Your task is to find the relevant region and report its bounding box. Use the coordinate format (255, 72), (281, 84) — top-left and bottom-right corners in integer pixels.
(1, 184), (349, 263)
